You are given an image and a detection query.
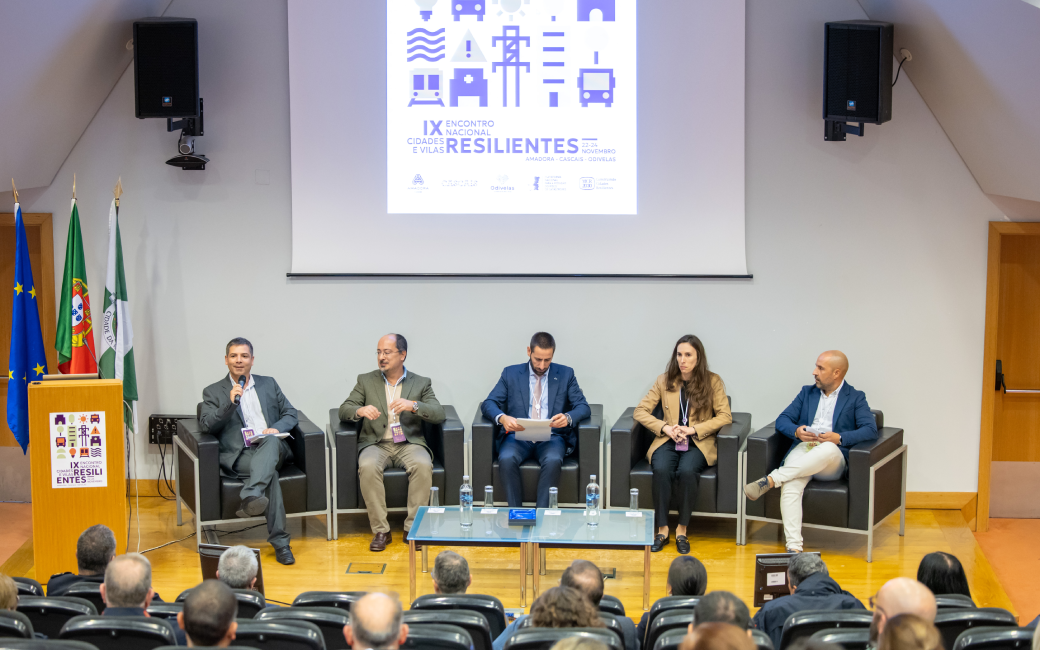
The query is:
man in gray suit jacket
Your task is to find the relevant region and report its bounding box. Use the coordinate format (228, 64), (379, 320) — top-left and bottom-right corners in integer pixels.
(199, 337), (298, 565)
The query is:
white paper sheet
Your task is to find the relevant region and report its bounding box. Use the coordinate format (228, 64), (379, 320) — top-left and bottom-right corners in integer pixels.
(514, 419), (553, 442)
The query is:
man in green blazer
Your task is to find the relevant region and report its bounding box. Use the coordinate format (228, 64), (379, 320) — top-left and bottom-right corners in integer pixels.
(199, 338), (298, 565)
(339, 333), (445, 551)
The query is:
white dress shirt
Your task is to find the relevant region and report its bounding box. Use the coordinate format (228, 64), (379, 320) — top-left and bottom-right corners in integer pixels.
(529, 363), (549, 419)
(238, 374), (269, 432)
(810, 380), (844, 433)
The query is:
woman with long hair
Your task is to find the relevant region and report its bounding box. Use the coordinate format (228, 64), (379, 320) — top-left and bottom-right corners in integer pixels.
(916, 552), (972, 600)
(634, 335), (732, 554)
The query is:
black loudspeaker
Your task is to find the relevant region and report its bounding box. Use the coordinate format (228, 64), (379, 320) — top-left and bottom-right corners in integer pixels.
(133, 18), (199, 119)
(823, 20), (893, 126)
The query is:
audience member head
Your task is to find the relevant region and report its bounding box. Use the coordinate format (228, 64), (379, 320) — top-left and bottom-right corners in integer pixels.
(561, 560), (605, 606)
(678, 622), (755, 650)
(432, 551), (471, 594)
(77, 524), (117, 575)
(551, 638), (610, 650)
(0, 574), (17, 610)
(878, 614), (942, 650)
(788, 554), (827, 593)
(377, 334), (407, 377)
(916, 552), (971, 599)
(667, 556), (708, 596)
(177, 579), (238, 647)
(693, 591), (751, 631)
(813, 351), (849, 393)
(528, 332), (556, 377)
(870, 578), (938, 643)
(344, 593), (408, 650)
(100, 553), (154, 609)
(216, 545), (259, 590)
(529, 586), (605, 629)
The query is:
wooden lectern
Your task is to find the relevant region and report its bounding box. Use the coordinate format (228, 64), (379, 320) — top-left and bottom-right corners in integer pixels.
(27, 379), (128, 580)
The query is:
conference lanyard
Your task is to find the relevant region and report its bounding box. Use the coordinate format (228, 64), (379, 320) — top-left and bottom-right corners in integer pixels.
(384, 376), (403, 424)
(679, 387), (690, 427)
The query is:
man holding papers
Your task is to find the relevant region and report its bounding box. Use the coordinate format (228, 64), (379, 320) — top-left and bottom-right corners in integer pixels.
(199, 338), (298, 564)
(481, 332), (591, 507)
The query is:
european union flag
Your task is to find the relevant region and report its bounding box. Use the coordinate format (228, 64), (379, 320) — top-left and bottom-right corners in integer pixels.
(6, 203), (48, 453)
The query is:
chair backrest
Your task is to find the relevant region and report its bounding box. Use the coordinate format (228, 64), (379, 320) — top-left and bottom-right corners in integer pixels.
(17, 596), (97, 639)
(936, 594), (978, 609)
(59, 615), (178, 650)
(952, 626), (1035, 650)
(809, 628), (871, 650)
(0, 610), (35, 638)
(401, 623), (473, 650)
(0, 640), (103, 650)
(598, 613), (627, 649)
(653, 628), (689, 650)
(144, 603), (184, 620)
(644, 598), (701, 646)
(935, 608), (1019, 650)
(404, 609), (492, 650)
(752, 629), (774, 650)
(411, 593), (509, 638)
(233, 620), (326, 650)
(63, 583), (106, 614)
(504, 627), (623, 650)
(234, 589), (268, 619)
(645, 610), (694, 650)
(12, 578), (44, 597)
(292, 591), (368, 612)
(257, 606), (351, 650)
(779, 610), (874, 650)
(600, 595), (625, 617)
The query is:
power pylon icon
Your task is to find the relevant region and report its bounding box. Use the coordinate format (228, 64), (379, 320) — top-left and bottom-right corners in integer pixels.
(492, 26), (530, 107)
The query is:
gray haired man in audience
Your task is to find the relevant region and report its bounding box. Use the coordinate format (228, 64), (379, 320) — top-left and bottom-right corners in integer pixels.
(178, 580), (239, 648)
(868, 577), (937, 646)
(432, 551), (471, 594)
(343, 593), (409, 650)
(101, 554), (186, 645)
(217, 545), (259, 590)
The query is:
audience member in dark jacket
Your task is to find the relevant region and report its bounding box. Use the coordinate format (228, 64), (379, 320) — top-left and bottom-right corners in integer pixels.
(101, 554), (186, 646)
(637, 556), (708, 644)
(47, 524), (116, 596)
(752, 554), (865, 649)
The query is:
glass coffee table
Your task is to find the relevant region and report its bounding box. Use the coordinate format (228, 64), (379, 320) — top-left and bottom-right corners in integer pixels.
(407, 506), (655, 609)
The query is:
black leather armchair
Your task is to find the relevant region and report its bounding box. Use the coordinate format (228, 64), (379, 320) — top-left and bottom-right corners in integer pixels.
(327, 406), (465, 540)
(175, 408), (331, 545)
(609, 400), (750, 541)
(742, 410), (907, 562)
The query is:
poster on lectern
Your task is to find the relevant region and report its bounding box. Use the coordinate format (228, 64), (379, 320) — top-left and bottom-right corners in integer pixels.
(386, 0), (638, 215)
(50, 411), (109, 488)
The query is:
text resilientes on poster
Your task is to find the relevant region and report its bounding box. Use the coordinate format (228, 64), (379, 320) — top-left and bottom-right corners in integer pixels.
(387, 0), (637, 215)
(49, 411), (109, 488)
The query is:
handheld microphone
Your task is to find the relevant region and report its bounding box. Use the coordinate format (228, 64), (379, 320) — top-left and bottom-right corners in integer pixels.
(234, 376), (246, 405)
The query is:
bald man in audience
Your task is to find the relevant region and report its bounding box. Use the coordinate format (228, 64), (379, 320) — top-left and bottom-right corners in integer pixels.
(343, 593), (409, 650)
(178, 580), (239, 648)
(869, 578), (938, 646)
(101, 554), (186, 645)
(744, 350), (878, 552)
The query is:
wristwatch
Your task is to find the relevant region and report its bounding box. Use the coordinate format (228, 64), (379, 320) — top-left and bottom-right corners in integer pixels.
(412, 401), (419, 413)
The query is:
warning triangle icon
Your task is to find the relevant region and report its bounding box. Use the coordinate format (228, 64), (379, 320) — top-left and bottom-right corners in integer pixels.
(451, 30), (486, 62)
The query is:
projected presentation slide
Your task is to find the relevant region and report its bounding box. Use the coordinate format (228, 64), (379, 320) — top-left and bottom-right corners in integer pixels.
(387, 0), (637, 215)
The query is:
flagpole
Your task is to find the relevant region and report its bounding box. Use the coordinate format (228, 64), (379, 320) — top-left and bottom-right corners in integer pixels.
(11, 178), (18, 203)
(73, 173), (76, 200)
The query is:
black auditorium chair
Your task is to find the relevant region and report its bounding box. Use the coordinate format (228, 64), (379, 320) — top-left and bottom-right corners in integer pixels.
(328, 406), (465, 540)
(599, 613), (628, 649)
(411, 594), (509, 639)
(600, 595), (625, 617)
(934, 609), (1018, 650)
(17, 597), (97, 640)
(743, 410), (907, 562)
(752, 629), (775, 650)
(937, 594), (978, 609)
(176, 588), (267, 619)
(809, 629), (871, 650)
(652, 629), (688, 650)
(63, 583), (106, 615)
(952, 626), (1035, 650)
(292, 591), (368, 611)
(144, 603), (183, 620)
(644, 597), (702, 639)
(403, 623), (473, 650)
(779, 610), (874, 650)
(0, 610), (34, 639)
(0, 641), (101, 650)
(257, 607), (351, 650)
(233, 620), (326, 650)
(472, 405), (604, 507)
(12, 578), (44, 597)
(175, 408), (331, 544)
(609, 401), (751, 541)
(505, 628), (622, 650)
(645, 610), (694, 650)
(405, 610), (492, 650)
(59, 616), (178, 650)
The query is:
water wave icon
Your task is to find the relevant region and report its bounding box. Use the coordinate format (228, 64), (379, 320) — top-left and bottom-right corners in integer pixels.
(407, 27), (445, 61)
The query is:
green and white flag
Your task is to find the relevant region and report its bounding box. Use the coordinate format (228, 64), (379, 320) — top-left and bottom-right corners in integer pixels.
(99, 197), (138, 432)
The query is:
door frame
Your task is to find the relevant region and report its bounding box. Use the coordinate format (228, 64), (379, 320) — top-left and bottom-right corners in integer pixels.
(977, 221), (1040, 532)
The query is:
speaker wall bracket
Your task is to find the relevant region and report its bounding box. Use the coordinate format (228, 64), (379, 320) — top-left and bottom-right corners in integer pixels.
(824, 120), (865, 142)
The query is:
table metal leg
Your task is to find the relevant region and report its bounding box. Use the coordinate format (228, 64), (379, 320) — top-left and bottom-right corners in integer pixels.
(643, 545), (651, 611)
(532, 543), (540, 598)
(520, 543), (527, 607)
(409, 541), (417, 603)
(421, 545), (429, 573)
(539, 547), (546, 576)
(527, 542), (533, 575)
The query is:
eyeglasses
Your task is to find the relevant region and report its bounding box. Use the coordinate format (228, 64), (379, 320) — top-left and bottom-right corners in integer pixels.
(869, 595), (884, 615)
(376, 350), (401, 358)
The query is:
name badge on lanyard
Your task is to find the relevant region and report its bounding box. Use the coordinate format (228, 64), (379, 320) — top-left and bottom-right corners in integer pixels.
(387, 380), (408, 444)
(675, 390), (690, 452)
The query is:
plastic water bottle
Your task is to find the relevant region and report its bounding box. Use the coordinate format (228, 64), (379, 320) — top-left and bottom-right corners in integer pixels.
(586, 474), (600, 528)
(460, 475), (473, 527)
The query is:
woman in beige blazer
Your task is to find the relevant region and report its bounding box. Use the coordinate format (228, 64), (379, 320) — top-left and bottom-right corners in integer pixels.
(634, 335), (732, 554)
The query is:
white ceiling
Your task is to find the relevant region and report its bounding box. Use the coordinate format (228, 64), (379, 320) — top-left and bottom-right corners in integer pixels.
(0, 0), (170, 192)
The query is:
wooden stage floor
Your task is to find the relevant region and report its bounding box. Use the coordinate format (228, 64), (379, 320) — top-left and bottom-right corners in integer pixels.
(2, 499), (1017, 621)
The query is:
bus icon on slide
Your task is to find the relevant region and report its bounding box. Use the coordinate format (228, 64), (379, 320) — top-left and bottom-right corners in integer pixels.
(580, 177), (595, 190)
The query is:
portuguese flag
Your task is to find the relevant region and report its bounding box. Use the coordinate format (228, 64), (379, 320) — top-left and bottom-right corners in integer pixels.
(55, 199), (98, 374)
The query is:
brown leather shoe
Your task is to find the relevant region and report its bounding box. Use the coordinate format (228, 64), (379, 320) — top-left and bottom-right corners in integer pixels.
(369, 531), (392, 552)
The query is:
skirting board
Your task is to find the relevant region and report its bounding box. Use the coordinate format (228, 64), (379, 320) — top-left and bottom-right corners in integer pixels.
(907, 492), (978, 530)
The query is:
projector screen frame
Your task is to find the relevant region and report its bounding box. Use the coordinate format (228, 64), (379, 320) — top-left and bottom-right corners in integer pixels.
(286, 272), (754, 279)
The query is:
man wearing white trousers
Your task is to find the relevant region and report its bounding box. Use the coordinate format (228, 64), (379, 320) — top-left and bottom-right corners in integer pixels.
(744, 351), (878, 552)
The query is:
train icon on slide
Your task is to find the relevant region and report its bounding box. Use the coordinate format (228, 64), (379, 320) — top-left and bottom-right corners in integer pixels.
(578, 68), (615, 107)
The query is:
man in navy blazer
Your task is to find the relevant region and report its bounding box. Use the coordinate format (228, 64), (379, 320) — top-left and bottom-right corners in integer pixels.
(744, 350), (877, 552)
(481, 332), (591, 507)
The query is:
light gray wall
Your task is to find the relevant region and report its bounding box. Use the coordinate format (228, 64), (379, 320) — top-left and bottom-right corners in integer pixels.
(5, 0), (1002, 493)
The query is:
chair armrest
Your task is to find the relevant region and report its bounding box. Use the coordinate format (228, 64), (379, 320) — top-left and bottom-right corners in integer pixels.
(608, 408), (636, 508)
(176, 419), (221, 522)
(744, 423), (788, 518)
(848, 427), (905, 530)
(428, 406), (465, 505)
(577, 405), (603, 491)
(289, 412), (328, 512)
(330, 408), (359, 510)
(471, 408), (495, 495)
(715, 412), (751, 514)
